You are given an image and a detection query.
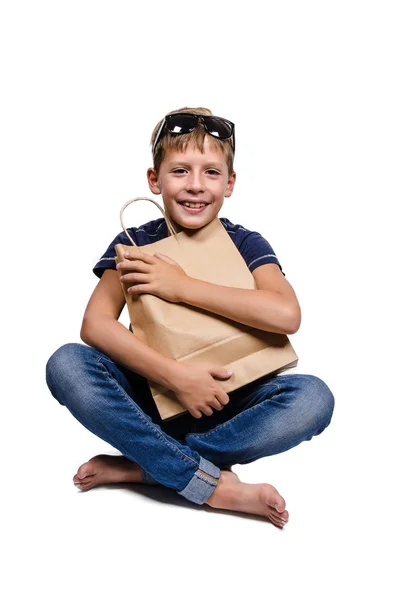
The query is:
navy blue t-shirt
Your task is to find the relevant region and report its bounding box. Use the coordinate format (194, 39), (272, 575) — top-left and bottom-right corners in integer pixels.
(93, 217), (284, 278)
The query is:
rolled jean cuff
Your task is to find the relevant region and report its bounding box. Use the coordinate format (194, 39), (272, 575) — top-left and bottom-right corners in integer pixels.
(177, 457), (220, 505)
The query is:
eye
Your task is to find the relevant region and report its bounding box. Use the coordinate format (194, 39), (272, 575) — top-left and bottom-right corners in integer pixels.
(172, 168), (187, 174)
(206, 169), (220, 176)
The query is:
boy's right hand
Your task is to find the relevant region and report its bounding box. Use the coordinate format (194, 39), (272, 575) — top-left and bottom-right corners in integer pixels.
(170, 364), (233, 419)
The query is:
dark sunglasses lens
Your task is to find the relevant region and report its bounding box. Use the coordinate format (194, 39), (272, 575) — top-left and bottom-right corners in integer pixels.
(205, 117), (233, 139)
(166, 114), (198, 134)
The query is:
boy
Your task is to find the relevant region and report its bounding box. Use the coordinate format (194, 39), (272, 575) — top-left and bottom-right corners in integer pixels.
(46, 107), (334, 529)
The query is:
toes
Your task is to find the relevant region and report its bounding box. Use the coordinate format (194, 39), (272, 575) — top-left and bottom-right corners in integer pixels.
(77, 461), (96, 480)
(73, 471), (94, 483)
(273, 521), (285, 529)
(260, 485), (287, 514)
(272, 513), (288, 527)
(76, 484), (92, 492)
(74, 475), (93, 485)
(74, 479), (95, 491)
(269, 507), (289, 526)
(272, 508), (289, 521)
(273, 498), (286, 513)
(269, 514), (286, 528)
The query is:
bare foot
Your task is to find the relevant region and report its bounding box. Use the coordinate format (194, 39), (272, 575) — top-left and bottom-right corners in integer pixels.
(205, 471), (289, 528)
(73, 454), (144, 491)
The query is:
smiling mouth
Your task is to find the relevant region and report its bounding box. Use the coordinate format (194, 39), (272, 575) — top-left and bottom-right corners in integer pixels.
(178, 201), (209, 208)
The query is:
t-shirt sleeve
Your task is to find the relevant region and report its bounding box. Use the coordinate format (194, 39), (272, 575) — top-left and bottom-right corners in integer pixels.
(93, 229), (136, 279)
(239, 231), (285, 276)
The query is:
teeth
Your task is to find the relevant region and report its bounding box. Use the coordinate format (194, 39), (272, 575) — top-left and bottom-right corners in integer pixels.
(180, 202), (207, 208)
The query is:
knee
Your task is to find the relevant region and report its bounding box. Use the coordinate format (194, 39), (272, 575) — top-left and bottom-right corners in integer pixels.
(46, 343), (88, 397)
(298, 374), (335, 434)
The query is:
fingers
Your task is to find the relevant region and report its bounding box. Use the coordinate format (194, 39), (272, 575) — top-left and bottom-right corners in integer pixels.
(190, 408), (203, 419)
(210, 398), (224, 411)
(194, 392), (230, 418)
(190, 403), (214, 418)
(124, 250), (155, 263)
(116, 259), (151, 273)
(216, 390), (230, 406)
(120, 272), (150, 284)
(154, 252), (177, 265)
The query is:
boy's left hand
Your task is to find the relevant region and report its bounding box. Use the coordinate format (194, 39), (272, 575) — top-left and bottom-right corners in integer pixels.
(116, 248), (189, 303)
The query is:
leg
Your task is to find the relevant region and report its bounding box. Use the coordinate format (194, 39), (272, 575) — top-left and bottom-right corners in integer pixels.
(183, 373), (333, 525)
(184, 373), (335, 468)
(45, 343), (220, 505)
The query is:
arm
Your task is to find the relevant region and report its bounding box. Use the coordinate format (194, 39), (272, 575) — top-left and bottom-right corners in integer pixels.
(80, 270), (179, 390)
(80, 269), (232, 418)
(179, 264), (301, 335)
(118, 249), (301, 335)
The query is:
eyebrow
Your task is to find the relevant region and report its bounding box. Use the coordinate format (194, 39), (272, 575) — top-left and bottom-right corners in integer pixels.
(168, 161), (225, 169)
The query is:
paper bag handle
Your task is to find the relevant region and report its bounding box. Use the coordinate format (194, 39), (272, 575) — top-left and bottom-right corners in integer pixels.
(120, 197), (179, 246)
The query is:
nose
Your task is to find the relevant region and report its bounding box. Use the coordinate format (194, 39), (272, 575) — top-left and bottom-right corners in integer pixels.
(186, 170), (205, 193)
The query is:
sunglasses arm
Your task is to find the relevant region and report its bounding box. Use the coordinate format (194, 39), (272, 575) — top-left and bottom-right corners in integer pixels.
(152, 118), (166, 155)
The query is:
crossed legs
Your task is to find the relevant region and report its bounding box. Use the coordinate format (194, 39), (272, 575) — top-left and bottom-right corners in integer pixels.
(46, 344), (334, 528)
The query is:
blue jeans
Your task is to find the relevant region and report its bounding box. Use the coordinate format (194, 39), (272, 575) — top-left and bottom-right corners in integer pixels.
(46, 343), (334, 505)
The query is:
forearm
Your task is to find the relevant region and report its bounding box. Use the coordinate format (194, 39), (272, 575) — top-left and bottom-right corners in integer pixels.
(180, 277), (297, 334)
(80, 316), (181, 390)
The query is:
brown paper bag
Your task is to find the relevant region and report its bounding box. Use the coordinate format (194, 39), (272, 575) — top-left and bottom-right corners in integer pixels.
(115, 197), (298, 421)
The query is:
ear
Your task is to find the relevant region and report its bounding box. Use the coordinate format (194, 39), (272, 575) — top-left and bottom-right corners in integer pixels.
(147, 167), (161, 195)
(224, 171), (236, 198)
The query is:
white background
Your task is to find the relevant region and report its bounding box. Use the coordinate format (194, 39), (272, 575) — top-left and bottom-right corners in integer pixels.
(1, 1), (396, 598)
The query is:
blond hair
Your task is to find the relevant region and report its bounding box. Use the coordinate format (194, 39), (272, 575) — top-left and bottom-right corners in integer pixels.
(150, 107), (234, 175)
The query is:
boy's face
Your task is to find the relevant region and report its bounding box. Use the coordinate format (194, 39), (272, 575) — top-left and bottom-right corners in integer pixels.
(147, 137), (236, 232)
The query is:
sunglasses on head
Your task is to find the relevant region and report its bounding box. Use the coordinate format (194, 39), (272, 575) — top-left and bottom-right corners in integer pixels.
(152, 112), (235, 156)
